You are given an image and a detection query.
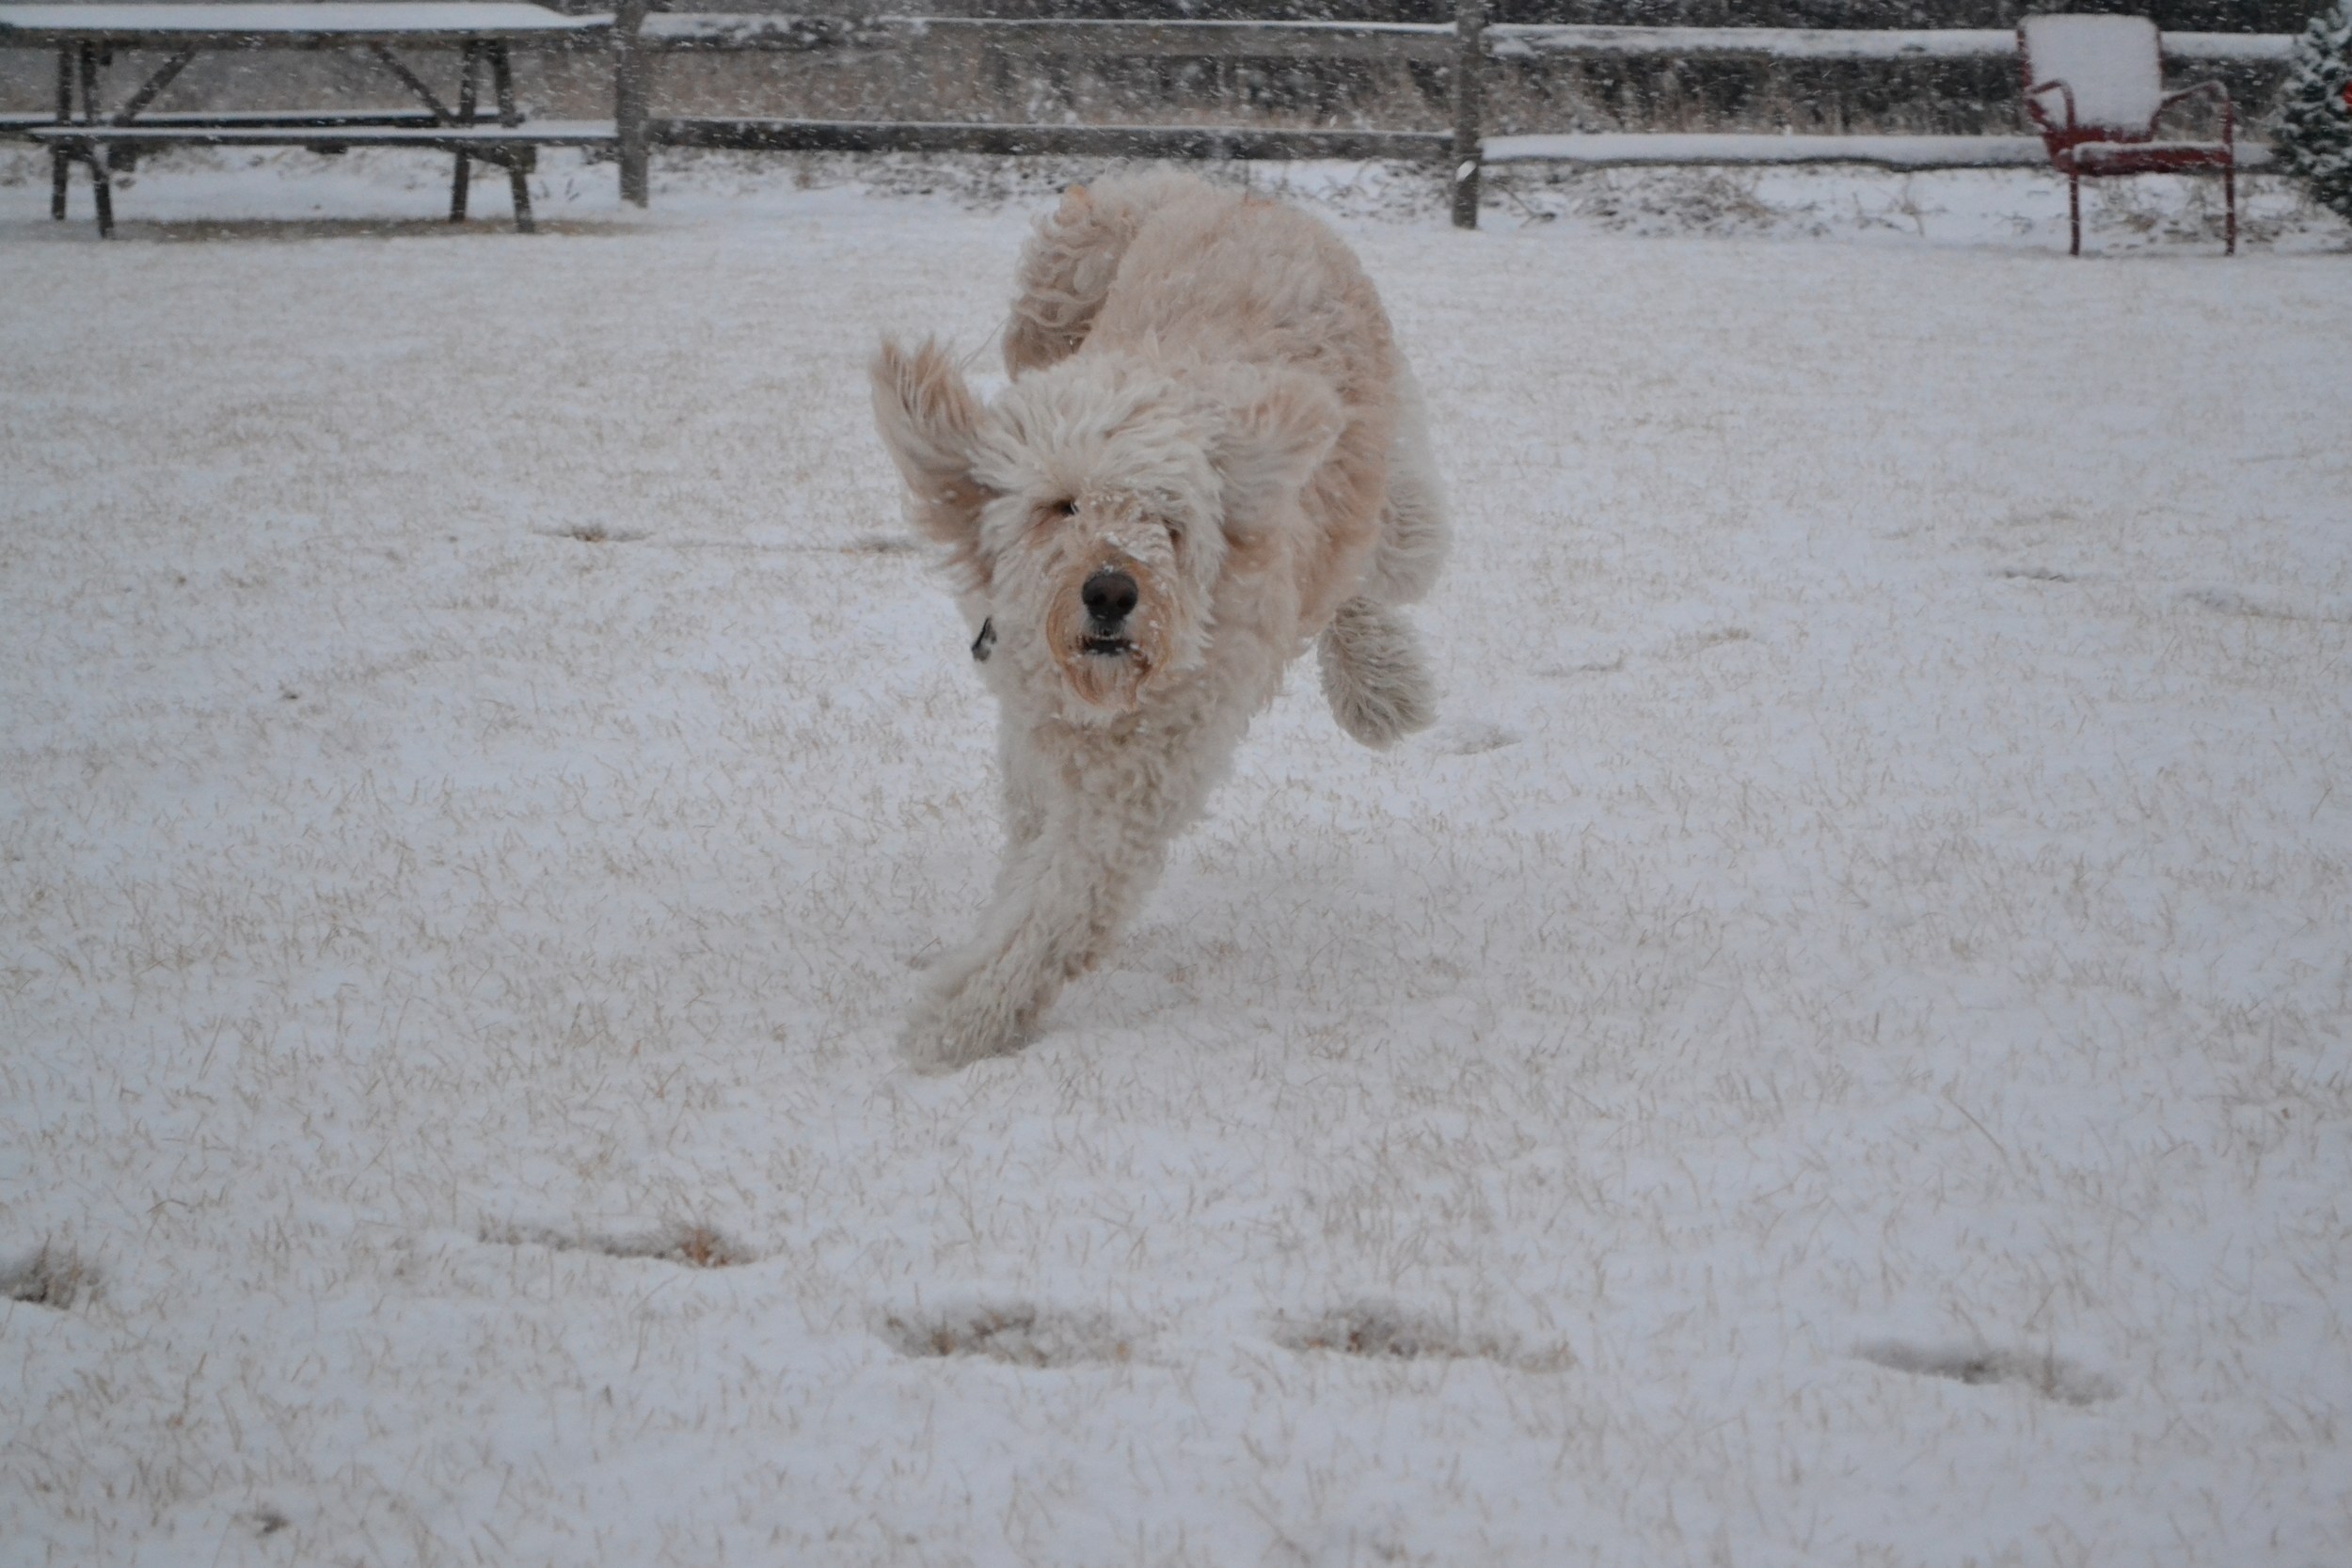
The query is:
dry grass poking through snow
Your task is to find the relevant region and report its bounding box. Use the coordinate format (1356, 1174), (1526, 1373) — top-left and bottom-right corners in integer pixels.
(882, 1303), (1141, 1367)
(1272, 1301), (1577, 1372)
(1, 1243), (98, 1309)
(484, 1220), (753, 1269)
(2, 167), (2349, 1567)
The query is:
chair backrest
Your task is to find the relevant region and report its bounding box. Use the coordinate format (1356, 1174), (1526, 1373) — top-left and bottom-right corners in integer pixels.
(2019, 14), (2166, 135)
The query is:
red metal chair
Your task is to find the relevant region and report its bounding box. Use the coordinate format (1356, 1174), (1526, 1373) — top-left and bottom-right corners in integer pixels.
(2018, 13), (2236, 256)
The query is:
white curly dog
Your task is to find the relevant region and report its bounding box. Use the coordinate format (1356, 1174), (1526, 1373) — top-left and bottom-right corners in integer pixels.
(871, 172), (1449, 1071)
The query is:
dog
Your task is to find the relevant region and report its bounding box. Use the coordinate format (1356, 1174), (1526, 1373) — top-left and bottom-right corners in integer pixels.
(870, 171), (1448, 1070)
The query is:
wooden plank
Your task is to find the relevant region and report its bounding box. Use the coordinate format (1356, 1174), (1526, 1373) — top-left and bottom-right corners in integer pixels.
(0, 109), (511, 132)
(900, 19), (1454, 63)
(104, 109), (502, 127)
(641, 15), (1454, 62)
(637, 14), (888, 53)
(0, 4), (612, 49)
(2160, 31), (2296, 61)
(1479, 131), (2275, 170)
(23, 120), (616, 145)
(1486, 24), (2292, 64)
(631, 16), (2286, 65)
(1488, 25), (2013, 62)
(650, 119), (1451, 163)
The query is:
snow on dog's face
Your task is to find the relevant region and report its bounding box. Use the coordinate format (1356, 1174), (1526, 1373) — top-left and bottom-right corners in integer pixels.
(871, 340), (1341, 718)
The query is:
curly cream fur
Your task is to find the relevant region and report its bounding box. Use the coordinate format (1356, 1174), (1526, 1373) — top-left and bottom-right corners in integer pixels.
(871, 173), (1450, 1070)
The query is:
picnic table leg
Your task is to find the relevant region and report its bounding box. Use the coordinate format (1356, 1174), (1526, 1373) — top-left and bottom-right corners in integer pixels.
(77, 44), (113, 237)
(491, 44), (534, 233)
(51, 48), (70, 219)
(504, 151), (536, 233)
(451, 42), (480, 223)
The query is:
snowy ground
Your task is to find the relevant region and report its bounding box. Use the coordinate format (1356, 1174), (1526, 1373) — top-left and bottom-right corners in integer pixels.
(3, 145), (2349, 1567)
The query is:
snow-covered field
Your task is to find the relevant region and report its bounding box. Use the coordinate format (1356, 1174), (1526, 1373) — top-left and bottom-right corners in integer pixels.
(4, 146), (2349, 1566)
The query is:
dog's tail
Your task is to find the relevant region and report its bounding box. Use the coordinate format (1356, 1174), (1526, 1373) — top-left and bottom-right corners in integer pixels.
(1003, 172), (1216, 377)
(1318, 598), (1438, 750)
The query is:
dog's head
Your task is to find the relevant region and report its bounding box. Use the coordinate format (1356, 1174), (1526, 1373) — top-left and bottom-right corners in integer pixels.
(871, 339), (1342, 718)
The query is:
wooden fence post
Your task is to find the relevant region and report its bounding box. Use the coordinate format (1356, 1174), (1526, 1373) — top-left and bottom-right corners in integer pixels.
(1451, 0), (1486, 229)
(615, 0), (648, 207)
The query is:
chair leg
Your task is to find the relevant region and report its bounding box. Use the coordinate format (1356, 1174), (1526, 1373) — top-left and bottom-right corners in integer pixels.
(2224, 165), (2236, 256)
(2069, 167), (2081, 256)
(51, 148), (69, 220)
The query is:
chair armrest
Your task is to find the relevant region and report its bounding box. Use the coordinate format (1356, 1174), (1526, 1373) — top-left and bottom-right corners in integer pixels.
(2157, 78), (2233, 148)
(2024, 76), (2079, 135)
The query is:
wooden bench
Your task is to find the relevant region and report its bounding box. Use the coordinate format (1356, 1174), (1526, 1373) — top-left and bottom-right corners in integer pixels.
(0, 3), (613, 235)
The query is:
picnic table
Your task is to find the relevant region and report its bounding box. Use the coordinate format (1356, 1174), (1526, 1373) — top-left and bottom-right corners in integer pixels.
(0, 3), (613, 234)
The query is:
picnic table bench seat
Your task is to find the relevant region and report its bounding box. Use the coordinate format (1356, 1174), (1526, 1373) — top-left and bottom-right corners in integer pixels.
(22, 119), (617, 150)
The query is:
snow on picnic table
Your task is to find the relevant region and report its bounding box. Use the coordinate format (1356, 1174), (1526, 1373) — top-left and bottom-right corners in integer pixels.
(0, 4), (609, 40)
(1, 156), (2348, 1567)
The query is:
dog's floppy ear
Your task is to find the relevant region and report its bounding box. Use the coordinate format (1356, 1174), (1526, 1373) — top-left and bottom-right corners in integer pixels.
(871, 339), (994, 566)
(1211, 368), (1343, 539)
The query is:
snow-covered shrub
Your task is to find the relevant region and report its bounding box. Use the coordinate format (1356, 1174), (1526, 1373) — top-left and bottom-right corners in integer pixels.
(2274, 0), (2352, 226)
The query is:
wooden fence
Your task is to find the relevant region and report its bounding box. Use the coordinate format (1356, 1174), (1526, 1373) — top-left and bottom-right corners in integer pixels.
(603, 5), (2295, 227)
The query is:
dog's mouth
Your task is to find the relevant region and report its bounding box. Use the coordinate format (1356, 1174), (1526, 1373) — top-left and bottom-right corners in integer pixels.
(1080, 635), (1132, 657)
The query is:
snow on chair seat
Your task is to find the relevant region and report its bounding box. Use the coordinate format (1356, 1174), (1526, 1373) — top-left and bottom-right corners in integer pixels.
(2017, 13), (2238, 255)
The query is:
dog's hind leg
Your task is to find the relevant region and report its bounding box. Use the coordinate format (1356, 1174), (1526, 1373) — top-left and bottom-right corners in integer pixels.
(1318, 360), (1446, 748)
(1318, 597), (1437, 749)
(1358, 359), (1450, 608)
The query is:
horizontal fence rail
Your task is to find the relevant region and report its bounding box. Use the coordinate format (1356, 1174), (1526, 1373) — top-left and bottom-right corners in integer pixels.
(643, 15), (1458, 62)
(1484, 24), (2293, 63)
(1480, 131), (2276, 170)
(631, 15), (2294, 64)
(650, 117), (1450, 163)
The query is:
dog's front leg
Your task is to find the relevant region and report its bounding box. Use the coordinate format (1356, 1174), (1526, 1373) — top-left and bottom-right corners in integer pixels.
(900, 795), (1170, 1072)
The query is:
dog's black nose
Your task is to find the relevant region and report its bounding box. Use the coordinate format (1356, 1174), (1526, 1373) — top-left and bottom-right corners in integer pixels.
(1083, 570), (1138, 626)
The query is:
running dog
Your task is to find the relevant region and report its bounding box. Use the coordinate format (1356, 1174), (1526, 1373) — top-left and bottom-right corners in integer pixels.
(870, 172), (1448, 1070)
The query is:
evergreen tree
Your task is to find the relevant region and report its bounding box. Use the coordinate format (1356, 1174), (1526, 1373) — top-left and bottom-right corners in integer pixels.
(2275, 0), (2352, 226)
